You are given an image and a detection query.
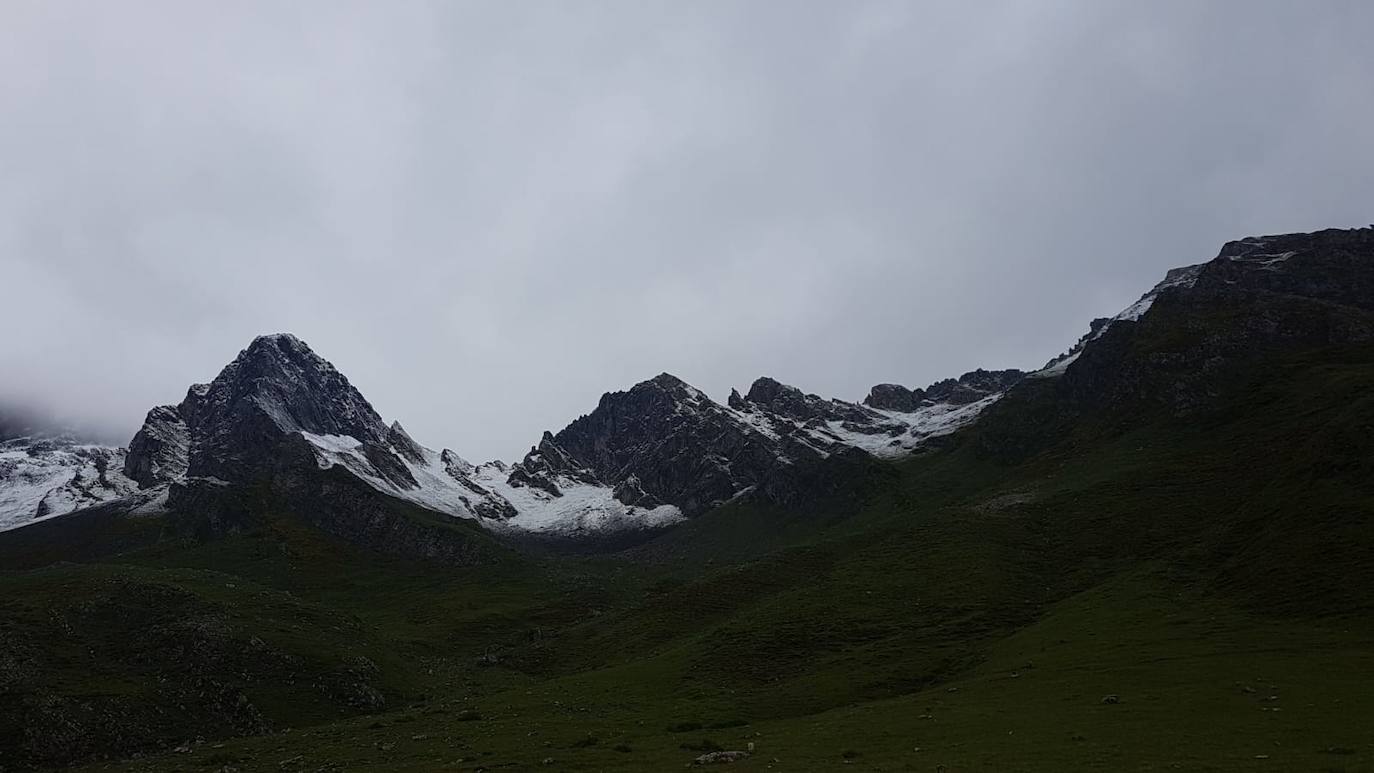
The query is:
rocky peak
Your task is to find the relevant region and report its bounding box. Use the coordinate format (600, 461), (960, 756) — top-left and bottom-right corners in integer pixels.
(740, 376), (879, 425)
(506, 431), (602, 497)
(212, 333), (387, 438)
(727, 388), (747, 411)
(387, 422), (426, 465)
(182, 334), (389, 481)
(123, 404), (190, 487)
(863, 383), (925, 412)
(741, 377), (809, 415)
(863, 369), (1025, 412)
(636, 372), (712, 406)
(924, 369), (1026, 405)
(547, 374), (785, 516)
(120, 333), (395, 488)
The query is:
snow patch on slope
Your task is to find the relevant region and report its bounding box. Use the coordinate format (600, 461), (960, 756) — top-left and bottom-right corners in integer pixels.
(472, 463), (684, 534)
(0, 439), (140, 531)
(300, 431), (683, 534)
(301, 432), (482, 520)
(726, 391), (1006, 460)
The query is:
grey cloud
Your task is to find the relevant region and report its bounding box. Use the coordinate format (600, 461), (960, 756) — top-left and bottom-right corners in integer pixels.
(2, 0), (1372, 460)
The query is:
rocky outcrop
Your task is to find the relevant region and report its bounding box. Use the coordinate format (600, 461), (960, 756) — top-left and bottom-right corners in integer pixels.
(123, 404), (190, 487)
(744, 377), (882, 424)
(612, 474), (660, 508)
(864, 383), (924, 412)
(923, 369), (1026, 405)
(386, 422), (427, 465)
(866, 370), (1025, 411)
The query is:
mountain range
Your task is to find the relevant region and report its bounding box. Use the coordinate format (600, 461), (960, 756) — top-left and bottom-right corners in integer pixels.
(0, 328), (1025, 539)
(3, 225), (1373, 771)
(10, 226), (1369, 549)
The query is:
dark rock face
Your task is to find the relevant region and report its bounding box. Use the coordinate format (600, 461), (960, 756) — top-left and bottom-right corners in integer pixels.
(923, 369), (1026, 405)
(1053, 226), (1374, 414)
(123, 405), (190, 487)
(506, 431), (603, 497)
(727, 388), (748, 411)
(544, 373), (789, 516)
(743, 377), (881, 424)
(521, 363), (1029, 519)
(386, 422), (427, 465)
(611, 474), (660, 508)
(864, 383), (924, 412)
(180, 334), (391, 482)
(1196, 228), (1374, 311)
(125, 334), (405, 493)
(359, 441), (419, 490)
(863, 370), (1025, 412)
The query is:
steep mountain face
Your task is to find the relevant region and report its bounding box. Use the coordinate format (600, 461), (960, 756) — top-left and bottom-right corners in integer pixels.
(1024, 226), (1374, 417)
(541, 374), (788, 517)
(121, 335), (497, 524)
(124, 334), (392, 489)
(123, 404), (192, 487)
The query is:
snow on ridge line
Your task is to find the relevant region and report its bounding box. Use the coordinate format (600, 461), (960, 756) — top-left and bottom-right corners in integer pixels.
(299, 431), (684, 535)
(725, 391), (1007, 461)
(300, 431), (482, 521)
(1032, 263), (1205, 378)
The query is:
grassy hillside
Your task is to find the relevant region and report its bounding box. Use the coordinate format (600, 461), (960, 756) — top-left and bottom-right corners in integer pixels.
(3, 344), (1374, 770)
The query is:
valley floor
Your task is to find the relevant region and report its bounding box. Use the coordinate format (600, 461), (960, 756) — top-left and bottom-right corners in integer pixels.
(65, 568), (1374, 772)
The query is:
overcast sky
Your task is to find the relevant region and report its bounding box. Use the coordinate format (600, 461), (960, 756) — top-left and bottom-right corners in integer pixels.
(2, 1), (1372, 460)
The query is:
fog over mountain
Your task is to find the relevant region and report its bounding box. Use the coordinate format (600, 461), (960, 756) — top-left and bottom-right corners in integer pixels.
(3, 1), (1372, 461)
